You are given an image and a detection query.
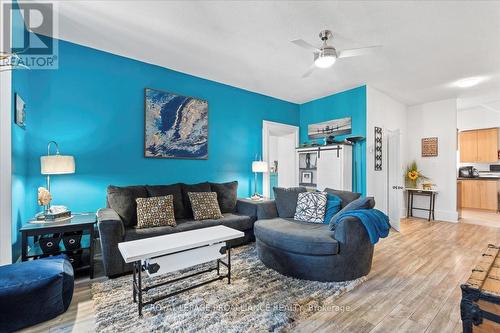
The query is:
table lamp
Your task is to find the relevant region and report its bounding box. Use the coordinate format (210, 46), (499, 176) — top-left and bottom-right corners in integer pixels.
(251, 160), (268, 200)
(40, 141), (75, 209)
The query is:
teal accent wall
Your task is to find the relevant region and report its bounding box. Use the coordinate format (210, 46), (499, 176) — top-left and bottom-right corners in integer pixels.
(12, 39), (299, 238)
(299, 86), (367, 194)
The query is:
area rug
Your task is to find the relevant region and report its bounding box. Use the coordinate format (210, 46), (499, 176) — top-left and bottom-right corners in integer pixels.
(91, 244), (365, 332)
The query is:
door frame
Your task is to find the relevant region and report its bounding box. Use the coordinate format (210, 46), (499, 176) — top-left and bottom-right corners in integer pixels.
(0, 1), (13, 265)
(262, 121), (299, 198)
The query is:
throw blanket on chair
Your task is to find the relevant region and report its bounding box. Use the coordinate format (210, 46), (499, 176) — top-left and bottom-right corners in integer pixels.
(334, 209), (391, 244)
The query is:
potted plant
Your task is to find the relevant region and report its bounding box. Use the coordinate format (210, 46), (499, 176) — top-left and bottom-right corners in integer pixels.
(405, 161), (429, 188)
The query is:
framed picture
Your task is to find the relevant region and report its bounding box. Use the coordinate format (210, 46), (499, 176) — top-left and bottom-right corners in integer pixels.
(144, 88), (208, 159)
(421, 137), (438, 157)
(308, 117), (352, 139)
(15, 93), (26, 128)
(301, 171), (313, 184)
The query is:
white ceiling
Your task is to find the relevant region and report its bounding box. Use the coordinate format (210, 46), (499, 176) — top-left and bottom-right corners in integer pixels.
(36, 1), (500, 105)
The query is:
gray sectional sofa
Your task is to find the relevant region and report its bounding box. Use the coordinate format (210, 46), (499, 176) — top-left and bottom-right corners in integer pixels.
(98, 182), (374, 282)
(254, 188), (374, 282)
(97, 181), (258, 277)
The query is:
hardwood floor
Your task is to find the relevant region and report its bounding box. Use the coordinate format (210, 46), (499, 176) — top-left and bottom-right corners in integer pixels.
(460, 208), (500, 228)
(21, 218), (500, 333)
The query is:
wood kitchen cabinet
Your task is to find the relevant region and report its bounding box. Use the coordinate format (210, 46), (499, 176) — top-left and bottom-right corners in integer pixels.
(459, 128), (498, 163)
(461, 179), (499, 211)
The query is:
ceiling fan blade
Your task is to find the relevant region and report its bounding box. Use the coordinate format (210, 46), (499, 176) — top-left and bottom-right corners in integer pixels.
(291, 39), (320, 52)
(302, 65), (316, 78)
(338, 45), (381, 58)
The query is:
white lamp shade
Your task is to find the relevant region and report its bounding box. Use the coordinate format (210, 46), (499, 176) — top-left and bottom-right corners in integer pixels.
(252, 161), (268, 173)
(41, 155), (75, 175)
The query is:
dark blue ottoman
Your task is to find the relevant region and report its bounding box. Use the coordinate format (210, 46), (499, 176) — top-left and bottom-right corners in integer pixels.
(0, 255), (74, 333)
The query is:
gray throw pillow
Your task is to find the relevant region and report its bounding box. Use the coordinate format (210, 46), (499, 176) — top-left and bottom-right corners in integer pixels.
(324, 188), (361, 208)
(273, 187), (307, 218)
(329, 196), (375, 230)
(294, 192), (327, 223)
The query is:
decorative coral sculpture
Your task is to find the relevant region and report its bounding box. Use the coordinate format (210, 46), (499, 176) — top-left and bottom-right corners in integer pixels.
(37, 187), (52, 206)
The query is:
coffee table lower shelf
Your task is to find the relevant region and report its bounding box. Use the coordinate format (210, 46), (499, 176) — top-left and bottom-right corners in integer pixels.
(131, 247), (232, 316)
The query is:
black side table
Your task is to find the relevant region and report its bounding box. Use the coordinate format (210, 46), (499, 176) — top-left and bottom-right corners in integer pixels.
(406, 188), (438, 221)
(20, 213), (97, 279)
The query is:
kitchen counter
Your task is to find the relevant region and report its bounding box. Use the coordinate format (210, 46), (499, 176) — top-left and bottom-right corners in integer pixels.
(458, 177), (500, 181)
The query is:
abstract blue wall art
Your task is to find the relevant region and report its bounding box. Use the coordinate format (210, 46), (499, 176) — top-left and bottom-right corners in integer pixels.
(145, 88), (208, 159)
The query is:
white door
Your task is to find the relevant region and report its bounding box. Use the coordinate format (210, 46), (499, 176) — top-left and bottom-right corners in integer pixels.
(317, 149), (342, 191)
(277, 134), (297, 188)
(387, 129), (402, 231)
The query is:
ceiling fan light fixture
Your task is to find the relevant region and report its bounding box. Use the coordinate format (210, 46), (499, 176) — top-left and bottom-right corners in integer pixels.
(314, 55), (336, 68)
(314, 47), (337, 68)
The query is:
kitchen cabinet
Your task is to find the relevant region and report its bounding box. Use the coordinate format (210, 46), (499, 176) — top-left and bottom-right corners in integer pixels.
(477, 128), (498, 162)
(459, 128), (498, 163)
(459, 130), (478, 162)
(460, 179), (499, 211)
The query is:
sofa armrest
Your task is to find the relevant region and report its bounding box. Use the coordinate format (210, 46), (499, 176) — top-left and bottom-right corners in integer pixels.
(236, 199), (278, 220)
(333, 216), (372, 250)
(97, 208), (126, 277)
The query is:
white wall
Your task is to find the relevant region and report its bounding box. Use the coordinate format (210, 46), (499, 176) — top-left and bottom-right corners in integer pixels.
(457, 106), (500, 130)
(366, 86), (407, 215)
(407, 99), (458, 222)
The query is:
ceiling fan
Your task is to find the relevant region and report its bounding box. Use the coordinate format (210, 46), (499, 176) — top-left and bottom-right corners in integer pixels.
(292, 30), (381, 78)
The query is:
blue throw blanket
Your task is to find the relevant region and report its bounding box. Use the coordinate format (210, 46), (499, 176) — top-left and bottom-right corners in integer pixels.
(334, 209), (391, 244)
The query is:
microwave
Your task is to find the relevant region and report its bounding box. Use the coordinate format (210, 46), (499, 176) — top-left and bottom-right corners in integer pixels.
(459, 166), (479, 178)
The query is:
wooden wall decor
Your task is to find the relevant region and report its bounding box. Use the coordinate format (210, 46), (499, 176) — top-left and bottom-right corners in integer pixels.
(422, 137), (438, 157)
(374, 127), (383, 170)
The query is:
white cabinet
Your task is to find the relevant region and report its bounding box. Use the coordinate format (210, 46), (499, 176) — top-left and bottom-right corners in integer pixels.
(297, 145), (352, 191)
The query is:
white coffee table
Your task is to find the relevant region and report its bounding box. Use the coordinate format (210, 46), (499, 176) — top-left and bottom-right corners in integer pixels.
(118, 225), (244, 316)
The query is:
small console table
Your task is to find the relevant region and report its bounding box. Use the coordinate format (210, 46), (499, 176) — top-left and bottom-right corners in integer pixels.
(406, 188), (438, 221)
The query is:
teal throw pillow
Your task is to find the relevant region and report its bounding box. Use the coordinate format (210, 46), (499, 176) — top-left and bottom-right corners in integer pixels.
(324, 194), (342, 224)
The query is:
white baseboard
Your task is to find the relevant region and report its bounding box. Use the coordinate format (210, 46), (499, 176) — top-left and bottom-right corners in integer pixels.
(408, 209), (458, 223)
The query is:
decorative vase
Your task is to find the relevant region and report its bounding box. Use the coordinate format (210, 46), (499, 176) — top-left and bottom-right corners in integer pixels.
(405, 179), (417, 189)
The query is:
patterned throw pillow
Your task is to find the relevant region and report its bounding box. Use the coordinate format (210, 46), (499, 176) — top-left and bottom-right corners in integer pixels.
(294, 192), (327, 223)
(136, 195), (176, 229)
(188, 192), (224, 221)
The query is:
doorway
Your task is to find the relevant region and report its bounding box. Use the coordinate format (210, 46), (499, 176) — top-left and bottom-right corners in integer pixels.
(262, 121), (299, 198)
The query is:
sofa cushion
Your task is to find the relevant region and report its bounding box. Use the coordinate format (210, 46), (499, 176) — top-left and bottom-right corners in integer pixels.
(294, 192), (327, 223)
(324, 193), (342, 224)
(324, 188), (361, 208)
(330, 197), (376, 229)
(273, 187), (307, 218)
(181, 182), (211, 217)
(145, 184), (186, 219)
(210, 181), (238, 213)
(124, 213), (253, 241)
(107, 185), (148, 227)
(254, 218), (338, 255)
(136, 195), (176, 228)
(188, 192), (223, 220)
